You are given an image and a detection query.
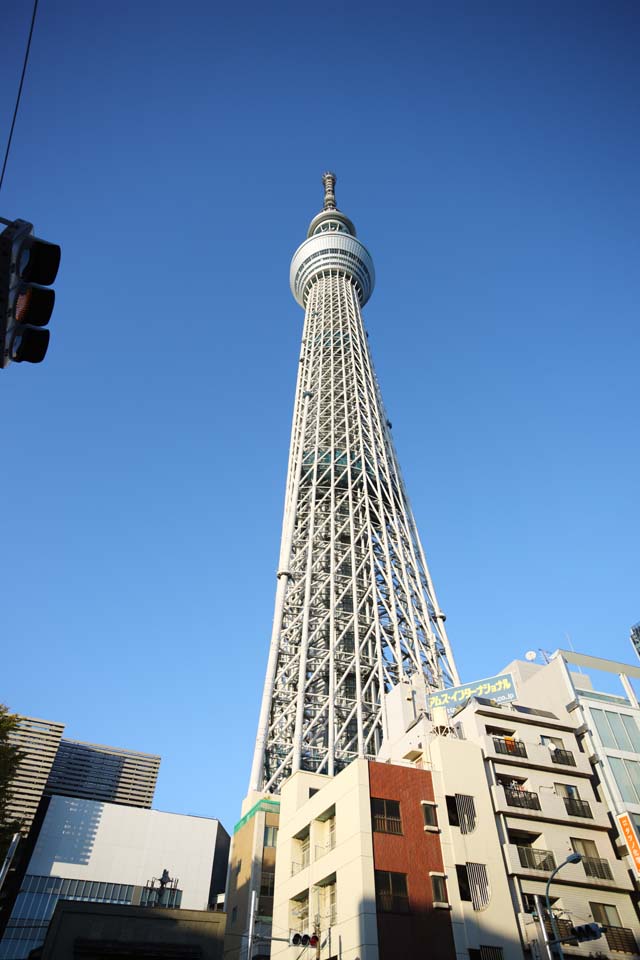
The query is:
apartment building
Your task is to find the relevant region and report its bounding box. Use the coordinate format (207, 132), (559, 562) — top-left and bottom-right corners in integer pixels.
(453, 692), (638, 957)
(507, 651), (640, 898)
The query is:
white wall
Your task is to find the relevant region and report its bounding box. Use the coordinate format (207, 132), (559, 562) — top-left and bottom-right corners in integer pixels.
(28, 796), (220, 910)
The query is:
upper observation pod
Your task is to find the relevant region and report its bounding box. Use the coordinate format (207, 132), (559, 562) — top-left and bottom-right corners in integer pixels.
(290, 172), (375, 308)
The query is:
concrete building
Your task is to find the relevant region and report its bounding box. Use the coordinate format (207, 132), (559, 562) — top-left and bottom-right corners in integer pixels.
(34, 901), (225, 959)
(0, 797), (229, 960)
(452, 690), (638, 957)
(224, 796), (280, 960)
(44, 739), (160, 808)
(507, 651), (640, 907)
(5, 718), (65, 834)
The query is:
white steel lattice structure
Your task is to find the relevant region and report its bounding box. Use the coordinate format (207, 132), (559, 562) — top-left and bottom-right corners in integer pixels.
(250, 174), (460, 794)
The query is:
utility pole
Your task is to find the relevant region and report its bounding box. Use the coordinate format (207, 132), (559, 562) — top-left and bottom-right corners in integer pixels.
(314, 915), (321, 960)
(246, 889), (256, 960)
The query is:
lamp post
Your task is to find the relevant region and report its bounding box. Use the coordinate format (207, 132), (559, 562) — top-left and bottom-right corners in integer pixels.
(543, 852), (582, 960)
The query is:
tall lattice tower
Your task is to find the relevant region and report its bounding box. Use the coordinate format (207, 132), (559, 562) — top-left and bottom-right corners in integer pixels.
(250, 174), (459, 794)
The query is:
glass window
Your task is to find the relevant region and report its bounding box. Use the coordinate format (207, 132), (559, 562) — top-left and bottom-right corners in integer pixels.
(608, 712), (633, 751)
(572, 837), (598, 858)
(260, 870), (275, 897)
(446, 795), (460, 826)
(422, 802), (438, 829)
(431, 875), (447, 903)
(621, 714), (640, 752)
(456, 864), (471, 901)
(590, 902), (621, 926)
(591, 709), (617, 749)
(264, 825), (278, 847)
(609, 756), (639, 804)
(371, 798), (402, 834)
(374, 870), (409, 913)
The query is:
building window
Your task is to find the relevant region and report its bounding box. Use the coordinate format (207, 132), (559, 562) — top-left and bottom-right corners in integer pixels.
(609, 756), (640, 805)
(371, 797), (402, 834)
(591, 709), (640, 752)
(421, 801), (438, 831)
(446, 795), (476, 833)
(589, 902), (621, 926)
(430, 873), (448, 905)
(264, 825), (278, 847)
(456, 863), (490, 910)
(260, 870), (275, 897)
(375, 870), (409, 913)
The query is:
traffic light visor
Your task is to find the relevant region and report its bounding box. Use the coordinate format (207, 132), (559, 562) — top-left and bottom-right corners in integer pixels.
(16, 287), (55, 326)
(19, 237), (61, 286)
(13, 326), (50, 363)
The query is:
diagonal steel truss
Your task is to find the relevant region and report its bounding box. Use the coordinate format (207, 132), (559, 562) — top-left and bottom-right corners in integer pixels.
(250, 176), (459, 794)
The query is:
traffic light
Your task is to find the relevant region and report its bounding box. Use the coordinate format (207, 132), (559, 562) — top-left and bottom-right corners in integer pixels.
(570, 923), (603, 942)
(0, 218), (61, 368)
(290, 932), (319, 947)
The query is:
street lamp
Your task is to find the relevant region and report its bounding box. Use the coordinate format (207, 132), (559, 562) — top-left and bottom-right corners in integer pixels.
(544, 852), (582, 960)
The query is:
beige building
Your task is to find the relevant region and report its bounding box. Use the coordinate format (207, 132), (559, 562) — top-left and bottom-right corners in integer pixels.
(453, 688), (638, 957)
(224, 795), (280, 960)
(6, 717), (64, 834)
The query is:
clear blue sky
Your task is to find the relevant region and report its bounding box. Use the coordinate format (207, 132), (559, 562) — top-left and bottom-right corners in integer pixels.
(2, 0), (638, 834)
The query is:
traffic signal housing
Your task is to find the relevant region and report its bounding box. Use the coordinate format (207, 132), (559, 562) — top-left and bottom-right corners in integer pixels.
(290, 932), (319, 947)
(0, 218), (61, 367)
(570, 923), (603, 942)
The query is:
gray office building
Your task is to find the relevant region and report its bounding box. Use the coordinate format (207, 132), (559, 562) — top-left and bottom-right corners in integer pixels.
(44, 739), (160, 809)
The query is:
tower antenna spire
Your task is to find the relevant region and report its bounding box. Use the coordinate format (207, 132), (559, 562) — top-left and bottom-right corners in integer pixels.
(322, 171), (337, 210)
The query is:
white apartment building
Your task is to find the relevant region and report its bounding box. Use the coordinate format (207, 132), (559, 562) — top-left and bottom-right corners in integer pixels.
(507, 650), (640, 894)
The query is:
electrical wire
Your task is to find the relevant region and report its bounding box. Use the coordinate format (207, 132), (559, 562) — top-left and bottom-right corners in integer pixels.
(0, 0), (40, 194)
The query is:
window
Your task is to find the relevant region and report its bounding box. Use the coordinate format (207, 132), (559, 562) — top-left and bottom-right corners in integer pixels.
(446, 795), (460, 826)
(375, 870), (409, 913)
(609, 756), (640, 804)
(456, 864), (472, 901)
(591, 709), (640, 752)
(431, 873), (448, 905)
(554, 782), (580, 799)
(421, 801), (438, 830)
(571, 837), (598, 858)
(260, 870), (275, 897)
(371, 797), (402, 834)
(541, 735), (564, 749)
(456, 863), (490, 910)
(590, 902), (621, 926)
(446, 794), (477, 833)
(264, 825), (278, 847)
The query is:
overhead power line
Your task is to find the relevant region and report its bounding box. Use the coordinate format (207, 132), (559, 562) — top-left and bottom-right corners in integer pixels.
(0, 0), (40, 194)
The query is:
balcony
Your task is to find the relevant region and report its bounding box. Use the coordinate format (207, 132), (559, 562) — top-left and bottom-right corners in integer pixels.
(582, 856), (614, 881)
(550, 748), (576, 767)
(602, 925), (638, 954)
(493, 737), (527, 758)
(504, 788), (541, 810)
(516, 846), (556, 871)
(562, 796), (592, 818)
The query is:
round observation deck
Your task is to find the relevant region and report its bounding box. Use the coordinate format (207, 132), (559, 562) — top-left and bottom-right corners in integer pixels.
(290, 233), (375, 307)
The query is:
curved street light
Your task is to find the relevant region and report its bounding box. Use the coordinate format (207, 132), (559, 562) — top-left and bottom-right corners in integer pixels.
(544, 852), (582, 960)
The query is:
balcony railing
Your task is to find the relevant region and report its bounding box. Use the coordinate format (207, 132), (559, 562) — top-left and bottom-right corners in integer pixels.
(376, 893), (409, 914)
(372, 814), (402, 834)
(562, 796), (592, 818)
(582, 856), (614, 880)
(504, 788), (541, 810)
(550, 748), (576, 766)
(602, 925), (638, 954)
(493, 737), (527, 758)
(543, 918), (574, 941)
(517, 846), (556, 871)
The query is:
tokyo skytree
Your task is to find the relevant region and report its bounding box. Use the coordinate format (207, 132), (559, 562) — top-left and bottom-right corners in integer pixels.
(250, 174), (459, 794)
